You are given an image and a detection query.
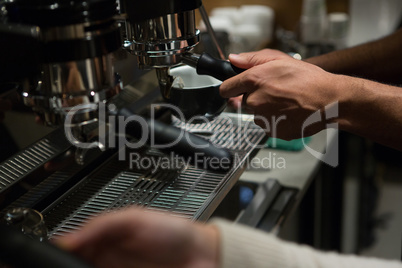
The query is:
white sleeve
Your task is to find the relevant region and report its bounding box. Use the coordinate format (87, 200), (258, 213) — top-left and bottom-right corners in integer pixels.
(211, 218), (402, 268)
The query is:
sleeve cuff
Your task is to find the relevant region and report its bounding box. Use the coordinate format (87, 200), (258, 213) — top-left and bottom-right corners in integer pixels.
(210, 218), (402, 268)
(210, 218), (291, 268)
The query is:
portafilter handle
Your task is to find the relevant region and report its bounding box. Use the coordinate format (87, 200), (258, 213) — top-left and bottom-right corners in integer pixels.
(114, 106), (233, 173)
(181, 52), (246, 81)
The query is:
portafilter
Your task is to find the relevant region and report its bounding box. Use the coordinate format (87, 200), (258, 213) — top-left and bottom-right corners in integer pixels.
(122, 0), (244, 119)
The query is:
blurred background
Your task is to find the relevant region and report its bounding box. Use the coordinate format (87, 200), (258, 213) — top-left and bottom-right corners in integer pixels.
(197, 0), (402, 261)
(1, 0), (401, 262)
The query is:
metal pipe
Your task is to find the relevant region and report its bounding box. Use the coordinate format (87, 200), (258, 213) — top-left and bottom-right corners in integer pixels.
(198, 5), (226, 60)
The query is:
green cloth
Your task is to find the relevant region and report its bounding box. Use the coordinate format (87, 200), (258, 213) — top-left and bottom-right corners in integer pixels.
(266, 137), (312, 151)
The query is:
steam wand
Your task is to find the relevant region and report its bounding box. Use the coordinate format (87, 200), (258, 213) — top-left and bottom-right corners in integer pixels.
(198, 5), (226, 61)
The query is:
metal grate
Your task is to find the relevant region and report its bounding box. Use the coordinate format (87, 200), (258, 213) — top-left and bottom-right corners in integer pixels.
(173, 115), (263, 152)
(0, 85), (151, 195)
(0, 139), (53, 190)
(0, 128), (73, 193)
(5, 165), (82, 210)
(44, 113), (267, 237)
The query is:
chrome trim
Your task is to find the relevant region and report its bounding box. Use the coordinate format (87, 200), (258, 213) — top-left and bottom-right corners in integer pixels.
(0, 23), (41, 38)
(198, 5), (225, 60)
(132, 11), (197, 42)
(128, 10), (200, 68)
(40, 19), (118, 42)
(23, 53), (121, 126)
(132, 33), (200, 55)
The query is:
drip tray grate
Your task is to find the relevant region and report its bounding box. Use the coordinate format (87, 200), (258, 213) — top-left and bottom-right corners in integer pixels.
(44, 113), (267, 237)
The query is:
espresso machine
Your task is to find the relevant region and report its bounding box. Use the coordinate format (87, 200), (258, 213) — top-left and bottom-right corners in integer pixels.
(0, 0), (268, 266)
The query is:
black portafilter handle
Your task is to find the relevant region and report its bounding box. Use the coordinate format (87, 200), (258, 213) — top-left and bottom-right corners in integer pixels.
(0, 224), (92, 268)
(115, 107), (233, 172)
(182, 53), (246, 81)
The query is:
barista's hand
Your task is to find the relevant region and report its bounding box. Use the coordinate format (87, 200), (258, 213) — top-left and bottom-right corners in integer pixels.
(55, 207), (220, 268)
(228, 96), (243, 109)
(0, 98), (12, 122)
(226, 48), (289, 111)
(220, 49), (344, 140)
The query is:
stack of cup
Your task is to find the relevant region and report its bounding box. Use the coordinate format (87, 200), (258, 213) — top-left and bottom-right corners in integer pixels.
(210, 7), (240, 26)
(300, 0), (328, 44)
(199, 5), (275, 54)
(327, 12), (349, 50)
(239, 5), (275, 43)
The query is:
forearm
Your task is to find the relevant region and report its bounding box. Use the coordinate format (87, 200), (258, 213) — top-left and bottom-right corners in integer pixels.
(212, 219), (402, 268)
(336, 75), (402, 151)
(305, 29), (402, 85)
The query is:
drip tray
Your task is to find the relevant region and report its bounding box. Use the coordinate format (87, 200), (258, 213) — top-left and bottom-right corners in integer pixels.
(42, 113), (268, 237)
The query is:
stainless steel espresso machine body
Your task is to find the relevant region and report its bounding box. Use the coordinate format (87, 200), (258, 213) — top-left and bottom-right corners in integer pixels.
(122, 0), (242, 101)
(0, 1), (270, 266)
(1, 0), (235, 164)
(124, 0), (202, 69)
(2, 0), (122, 127)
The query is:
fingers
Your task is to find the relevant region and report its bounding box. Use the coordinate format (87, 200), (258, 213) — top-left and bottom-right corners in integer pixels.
(220, 70), (256, 98)
(55, 207), (220, 268)
(228, 96), (242, 109)
(55, 208), (142, 251)
(54, 208), (158, 268)
(221, 50), (288, 98)
(228, 49), (289, 69)
(55, 207), (187, 252)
